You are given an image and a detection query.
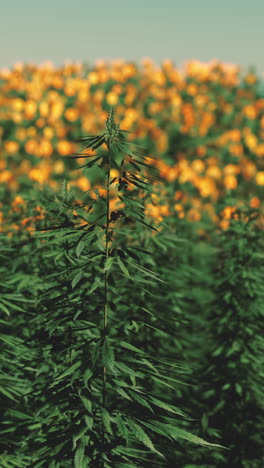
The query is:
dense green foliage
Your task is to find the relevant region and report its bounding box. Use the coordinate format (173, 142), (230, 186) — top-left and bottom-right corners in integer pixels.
(191, 210), (264, 467)
(1, 109), (263, 467)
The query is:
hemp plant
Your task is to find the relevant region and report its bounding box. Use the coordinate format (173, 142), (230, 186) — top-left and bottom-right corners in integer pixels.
(191, 208), (264, 467)
(24, 109), (221, 467)
(0, 234), (35, 468)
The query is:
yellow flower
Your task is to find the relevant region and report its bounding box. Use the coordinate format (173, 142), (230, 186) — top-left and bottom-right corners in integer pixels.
(64, 107), (79, 122)
(256, 171), (264, 186)
(76, 177), (91, 191)
(224, 175), (237, 190)
(106, 92), (118, 106)
(4, 141), (19, 154)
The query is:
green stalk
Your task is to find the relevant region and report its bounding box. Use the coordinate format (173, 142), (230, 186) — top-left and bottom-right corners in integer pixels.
(102, 140), (111, 409)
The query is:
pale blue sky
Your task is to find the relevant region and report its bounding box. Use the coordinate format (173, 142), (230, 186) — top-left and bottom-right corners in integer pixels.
(1, 0), (264, 72)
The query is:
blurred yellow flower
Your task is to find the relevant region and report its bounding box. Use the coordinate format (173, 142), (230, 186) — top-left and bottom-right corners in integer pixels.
(75, 176), (91, 191)
(24, 100), (37, 119)
(65, 107), (79, 122)
(256, 171), (264, 186)
(224, 175), (238, 190)
(4, 141), (19, 154)
(57, 140), (72, 156)
(106, 92), (119, 106)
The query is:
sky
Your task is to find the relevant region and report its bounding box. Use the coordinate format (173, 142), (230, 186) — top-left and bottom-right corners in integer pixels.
(1, 0), (264, 73)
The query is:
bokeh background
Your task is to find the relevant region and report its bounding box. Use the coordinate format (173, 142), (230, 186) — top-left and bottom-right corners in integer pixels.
(1, 0), (264, 229)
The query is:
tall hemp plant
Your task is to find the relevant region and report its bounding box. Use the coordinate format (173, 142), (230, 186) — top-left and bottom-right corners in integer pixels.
(25, 109), (221, 467)
(191, 208), (264, 468)
(0, 233), (35, 468)
(178, 231), (228, 467)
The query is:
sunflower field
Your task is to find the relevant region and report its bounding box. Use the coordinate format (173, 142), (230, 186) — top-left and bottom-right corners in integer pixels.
(0, 59), (263, 467)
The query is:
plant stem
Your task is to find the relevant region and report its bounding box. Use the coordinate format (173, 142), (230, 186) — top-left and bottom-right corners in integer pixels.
(102, 141), (111, 409)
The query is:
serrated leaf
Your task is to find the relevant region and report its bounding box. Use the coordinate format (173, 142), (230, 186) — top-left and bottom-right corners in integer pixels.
(101, 408), (113, 434)
(140, 420), (173, 439)
(126, 260), (164, 282)
(102, 338), (115, 369)
(74, 443), (85, 468)
(0, 302), (10, 316)
(128, 390), (154, 413)
(117, 257), (130, 277)
(84, 415), (93, 430)
(140, 358), (159, 374)
(88, 277), (101, 294)
(119, 341), (144, 354)
(76, 240), (85, 257)
(114, 361), (139, 377)
(128, 420), (164, 458)
(115, 414), (128, 441)
(83, 368), (93, 388)
(149, 421), (226, 448)
(71, 271), (83, 289)
(53, 361), (80, 382)
(0, 386), (17, 400)
(91, 340), (101, 368)
(148, 396), (187, 417)
(116, 387), (132, 401)
(73, 428), (87, 451)
(103, 256), (114, 272)
(81, 396), (92, 414)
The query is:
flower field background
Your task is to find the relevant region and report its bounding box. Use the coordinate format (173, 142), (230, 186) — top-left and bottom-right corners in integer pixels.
(1, 59), (264, 467)
(1, 59), (264, 230)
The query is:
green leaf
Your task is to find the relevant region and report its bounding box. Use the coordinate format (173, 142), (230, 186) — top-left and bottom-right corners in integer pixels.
(88, 277), (101, 294)
(101, 408), (113, 434)
(91, 340), (101, 367)
(126, 260), (164, 282)
(73, 427), (87, 451)
(148, 396), (187, 417)
(128, 420), (164, 458)
(149, 421), (226, 448)
(103, 256), (115, 272)
(83, 368), (93, 388)
(115, 414), (128, 441)
(114, 361), (139, 377)
(81, 396), (92, 414)
(72, 271), (83, 289)
(84, 415), (93, 430)
(140, 420), (173, 440)
(116, 387), (132, 401)
(53, 361), (80, 382)
(140, 358), (159, 374)
(117, 257), (130, 277)
(102, 337), (115, 370)
(74, 443), (85, 468)
(0, 302), (10, 316)
(119, 341), (144, 355)
(0, 386), (17, 401)
(128, 390), (154, 413)
(76, 239), (85, 257)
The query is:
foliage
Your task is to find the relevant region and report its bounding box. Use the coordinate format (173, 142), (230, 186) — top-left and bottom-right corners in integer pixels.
(185, 208), (264, 467)
(1, 67), (264, 465)
(0, 234), (36, 465)
(0, 109), (221, 467)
